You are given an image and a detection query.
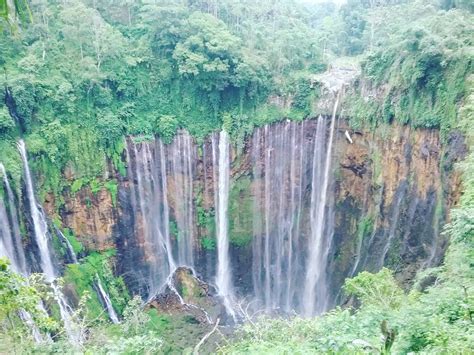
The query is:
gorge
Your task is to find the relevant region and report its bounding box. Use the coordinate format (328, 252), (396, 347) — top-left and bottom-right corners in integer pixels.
(0, 0), (472, 353)
(1, 93), (460, 323)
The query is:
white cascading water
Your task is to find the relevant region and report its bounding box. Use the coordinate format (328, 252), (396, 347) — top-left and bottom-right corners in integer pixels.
(0, 163), (47, 343)
(249, 100), (339, 316)
(18, 140), (82, 345)
(95, 274), (120, 324)
(0, 194), (22, 272)
(252, 121), (308, 313)
(54, 227), (78, 264)
(168, 133), (195, 267)
(303, 95), (339, 317)
(0, 163), (27, 274)
(58, 227), (120, 326)
(131, 142), (173, 297)
(127, 136), (197, 299)
(127, 133), (197, 298)
(159, 140), (176, 272)
(18, 140), (56, 280)
(212, 131), (236, 319)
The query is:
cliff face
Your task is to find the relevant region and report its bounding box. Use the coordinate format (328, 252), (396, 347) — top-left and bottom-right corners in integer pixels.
(51, 118), (463, 311)
(331, 125), (447, 298)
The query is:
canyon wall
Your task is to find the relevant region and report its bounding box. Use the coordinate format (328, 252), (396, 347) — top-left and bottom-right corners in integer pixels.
(44, 117), (463, 314)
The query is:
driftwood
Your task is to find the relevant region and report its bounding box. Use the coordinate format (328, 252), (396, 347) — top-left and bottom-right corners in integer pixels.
(193, 318), (220, 355)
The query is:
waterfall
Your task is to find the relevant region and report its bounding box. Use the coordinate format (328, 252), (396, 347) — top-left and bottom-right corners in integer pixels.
(127, 133), (197, 299)
(122, 106), (342, 317)
(54, 227), (78, 264)
(303, 96), (339, 317)
(0, 163), (47, 343)
(0, 198), (46, 343)
(251, 121), (308, 313)
(167, 132), (195, 267)
(18, 140), (82, 345)
(130, 140), (174, 298)
(212, 131), (236, 319)
(377, 182), (408, 269)
(0, 163), (26, 274)
(159, 140), (176, 272)
(95, 274), (120, 324)
(250, 100), (339, 316)
(18, 140), (56, 280)
(0, 197), (23, 272)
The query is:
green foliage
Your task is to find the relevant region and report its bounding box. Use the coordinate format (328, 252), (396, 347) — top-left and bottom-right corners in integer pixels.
(63, 250), (129, 321)
(96, 111), (125, 147)
(344, 268), (404, 309)
(0, 258), (57, 344)
(0, 0), (473, 352)
(201, 237), (216, 251)
(290, 77), (317, 118)
(104, 180), (118, 207)
(0, 0), (334, 201)
(71, 179), (85, 195)
(171, 12), (242, 91)
(69, 177), (118, 207)
(122, 295), (150, 336)
(92, 332), (163, 354)
(157, 115), (178, 144)
(0, 105), (14, 133)
(63, 228), (84, 255)
(345, 4), (473, 136)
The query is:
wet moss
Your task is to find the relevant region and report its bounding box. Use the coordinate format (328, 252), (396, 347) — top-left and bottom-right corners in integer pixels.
(228, 175), (253, 247)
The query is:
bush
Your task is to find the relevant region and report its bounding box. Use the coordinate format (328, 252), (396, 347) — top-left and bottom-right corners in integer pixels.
(0, 106), (14, 133)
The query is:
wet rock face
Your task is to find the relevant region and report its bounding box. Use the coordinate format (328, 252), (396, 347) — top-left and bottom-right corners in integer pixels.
(61, 187), (117, 251)
(328, 123), (459, 299)
(43, 187), (117, 253)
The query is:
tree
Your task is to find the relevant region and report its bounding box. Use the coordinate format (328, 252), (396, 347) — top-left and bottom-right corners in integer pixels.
(344, 268), (404, 309)
(60, 2), (127, 73)
(0, 0), (31, 27)
(172, 12), (241, 91)
(0, 105), (14, 133)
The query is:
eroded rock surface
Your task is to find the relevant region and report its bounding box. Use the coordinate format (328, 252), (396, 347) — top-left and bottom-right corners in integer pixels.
(147, 267), (223, 325)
